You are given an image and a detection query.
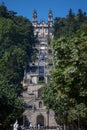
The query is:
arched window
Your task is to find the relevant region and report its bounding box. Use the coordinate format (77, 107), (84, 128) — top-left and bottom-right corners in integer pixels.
(36, 114), (44, 126)
(39, 101), (42, 108)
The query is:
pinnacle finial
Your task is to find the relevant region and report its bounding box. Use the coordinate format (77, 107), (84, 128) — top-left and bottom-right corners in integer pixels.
(48, 9), (53, 18)
(32, 9), (38, 23)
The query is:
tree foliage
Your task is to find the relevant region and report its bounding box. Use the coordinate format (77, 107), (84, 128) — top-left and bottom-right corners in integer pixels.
(53, 8), (87, 39)
(0, 4), (35, 128)
(42, 20), (87, 128)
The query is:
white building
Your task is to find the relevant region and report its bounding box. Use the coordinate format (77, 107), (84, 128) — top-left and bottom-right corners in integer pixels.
(32, 9), (53, 38)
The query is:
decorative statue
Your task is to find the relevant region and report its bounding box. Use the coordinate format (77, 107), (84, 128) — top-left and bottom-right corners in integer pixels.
(29, 123), (32, 128)
(37, 124), (40, 129)
(13, 120), (18, 130)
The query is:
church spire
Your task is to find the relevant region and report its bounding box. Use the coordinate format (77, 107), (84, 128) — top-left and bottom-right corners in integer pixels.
(48, 9), (53, 26)
(32, 9), (38, 24)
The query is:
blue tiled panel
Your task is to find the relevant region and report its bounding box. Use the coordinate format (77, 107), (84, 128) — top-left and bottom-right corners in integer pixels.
(39, 49), (46, 54)
(37, 55), (45, 60)
(38, 62), (45, 66)
(39, 67), (44, 74)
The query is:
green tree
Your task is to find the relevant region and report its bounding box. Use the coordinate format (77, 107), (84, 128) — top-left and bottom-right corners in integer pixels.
(42, 24), (87, 128)
(0, 5), (35, 129)
(0, 3), (9, 18)
(0, 76), (24, 129)
(0, 3), (16, 18)
(53, 17), (67, 38)
(53, 8), (87, 39)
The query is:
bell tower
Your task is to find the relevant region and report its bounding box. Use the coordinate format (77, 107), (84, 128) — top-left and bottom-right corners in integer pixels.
(32, 9), (38, 25)
(48, 9), (53, 27)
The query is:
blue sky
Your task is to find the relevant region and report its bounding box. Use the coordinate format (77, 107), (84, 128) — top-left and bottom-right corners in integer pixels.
(0, 0), (87, 22)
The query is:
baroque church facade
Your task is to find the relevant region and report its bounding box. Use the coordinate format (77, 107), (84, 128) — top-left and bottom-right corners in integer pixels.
(32, 9), (53, 38)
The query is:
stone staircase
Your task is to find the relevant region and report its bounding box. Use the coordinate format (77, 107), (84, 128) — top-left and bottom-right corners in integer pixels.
(22, 34), (58, 129)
